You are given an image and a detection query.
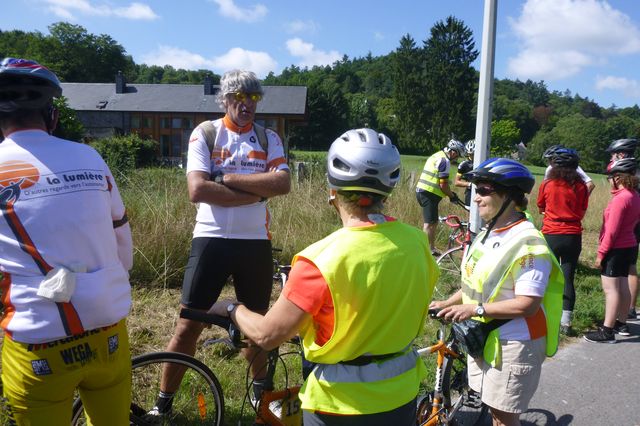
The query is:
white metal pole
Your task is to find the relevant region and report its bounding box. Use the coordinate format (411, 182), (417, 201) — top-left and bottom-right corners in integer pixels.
(470, 0), (498, 234)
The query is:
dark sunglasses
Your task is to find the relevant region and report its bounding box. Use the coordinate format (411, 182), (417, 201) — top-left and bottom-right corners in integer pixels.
(475, 186), (496, 196)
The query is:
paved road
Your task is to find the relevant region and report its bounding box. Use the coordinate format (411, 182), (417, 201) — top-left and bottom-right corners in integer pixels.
(471, 317), (640, 425)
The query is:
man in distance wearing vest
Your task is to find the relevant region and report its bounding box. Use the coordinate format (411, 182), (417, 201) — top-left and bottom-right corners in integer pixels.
(210, 128), (438, 424)
(416, 139), (465, 255)
(152, 70), (290, 418)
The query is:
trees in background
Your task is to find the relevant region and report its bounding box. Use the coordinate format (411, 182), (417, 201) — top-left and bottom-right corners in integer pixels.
(423, 16), (479, 149)
(2, 21), (639, 171)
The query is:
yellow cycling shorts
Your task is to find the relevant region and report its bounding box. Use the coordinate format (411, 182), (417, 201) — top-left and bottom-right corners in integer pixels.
(2, 319), (131, 426)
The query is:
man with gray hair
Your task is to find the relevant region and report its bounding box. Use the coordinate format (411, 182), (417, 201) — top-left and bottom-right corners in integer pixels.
(153, 70), (290, 418)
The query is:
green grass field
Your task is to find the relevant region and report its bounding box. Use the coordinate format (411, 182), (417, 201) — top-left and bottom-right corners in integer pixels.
(0, 156), (626, 425)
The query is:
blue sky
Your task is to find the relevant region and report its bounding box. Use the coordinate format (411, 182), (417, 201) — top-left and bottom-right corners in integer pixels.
(2, 0), (640, 108)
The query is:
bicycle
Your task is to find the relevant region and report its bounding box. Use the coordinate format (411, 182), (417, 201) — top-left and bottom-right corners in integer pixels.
(435, 214), (472, 289)
(416, 309), (487, 426)
(70, 255), (297, 426)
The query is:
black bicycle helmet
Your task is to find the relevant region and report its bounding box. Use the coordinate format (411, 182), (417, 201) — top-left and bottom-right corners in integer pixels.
(327, 128), (401, 196)
(608, 157), (637, 175)
(542, 144), (563, 160)
(551, 147), (579, 168)
(463, 157), (535, 194)
(0, 58), (62, 112)
(606, 138), (638, 154)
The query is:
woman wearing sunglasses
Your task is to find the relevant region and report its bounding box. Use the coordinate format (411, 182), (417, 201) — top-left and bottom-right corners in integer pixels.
(537, 148), (589, 336)
(584, 158), (640, 343)
(431, 158), (563, 426)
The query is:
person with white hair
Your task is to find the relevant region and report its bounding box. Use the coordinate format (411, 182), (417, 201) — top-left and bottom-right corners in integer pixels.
(152, 69), (291, 418)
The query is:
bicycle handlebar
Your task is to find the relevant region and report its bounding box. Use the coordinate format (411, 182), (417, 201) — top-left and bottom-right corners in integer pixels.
(180, 308), (244, 346)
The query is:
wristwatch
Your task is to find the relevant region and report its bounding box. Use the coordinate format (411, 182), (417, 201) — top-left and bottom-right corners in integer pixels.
(214, 174), (224, 185)
(475, 303), (485, 317)
(226, 302), (242, 316)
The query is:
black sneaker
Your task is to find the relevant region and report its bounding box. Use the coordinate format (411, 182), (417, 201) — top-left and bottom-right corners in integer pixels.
(584, 326), (616, 343)
(614, 320), (631, 336)
(629, 308), (638, 320)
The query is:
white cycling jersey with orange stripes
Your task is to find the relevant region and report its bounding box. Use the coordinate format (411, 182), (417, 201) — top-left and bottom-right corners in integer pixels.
(0, 130), (132, 344)
(186, 117), (289, 240)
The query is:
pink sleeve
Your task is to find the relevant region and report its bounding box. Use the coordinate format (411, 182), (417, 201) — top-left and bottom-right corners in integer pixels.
(598, 196), (626, 257)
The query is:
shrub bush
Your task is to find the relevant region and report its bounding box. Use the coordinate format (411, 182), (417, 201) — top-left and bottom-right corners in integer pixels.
(90, 134), (158, 172)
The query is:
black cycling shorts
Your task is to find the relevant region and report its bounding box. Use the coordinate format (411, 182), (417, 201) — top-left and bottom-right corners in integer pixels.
(601, 246), (639, 278)
(181, 237), (273, 311)
(416, 190), (442, 224)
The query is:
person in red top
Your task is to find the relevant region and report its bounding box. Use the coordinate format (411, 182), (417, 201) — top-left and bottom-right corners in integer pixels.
(584, 158), (640, 343)
(537, 148), (588, 335)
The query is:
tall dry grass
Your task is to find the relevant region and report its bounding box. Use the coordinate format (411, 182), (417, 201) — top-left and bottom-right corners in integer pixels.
(0, 163), (621, 425)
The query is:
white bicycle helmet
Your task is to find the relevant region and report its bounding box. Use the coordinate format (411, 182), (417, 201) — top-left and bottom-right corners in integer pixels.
(327, 128), (401, 196)
(445, 139), (465, 157)
(465, 139), (475, 156)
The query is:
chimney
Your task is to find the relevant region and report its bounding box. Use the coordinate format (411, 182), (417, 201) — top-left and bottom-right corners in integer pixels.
(204, 75), (215, 95)
(116, 71), (126, 94)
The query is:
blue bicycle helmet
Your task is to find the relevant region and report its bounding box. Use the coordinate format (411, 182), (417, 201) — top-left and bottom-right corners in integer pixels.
(551, 147), (579, 168)
(0, 58), (62, 112)
(463, 158), (535, 194)
(542, 144), (563, 160)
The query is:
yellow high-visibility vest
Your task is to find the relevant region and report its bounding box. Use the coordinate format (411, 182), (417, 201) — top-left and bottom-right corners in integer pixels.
(293, 220), (439, 415)
(416, 150), (448, 198)
(461, 222), (563, 366)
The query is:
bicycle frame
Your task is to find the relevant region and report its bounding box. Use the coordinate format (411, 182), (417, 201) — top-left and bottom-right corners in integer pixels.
(417, 319), (463, 425)
(182, 308), (304, 426)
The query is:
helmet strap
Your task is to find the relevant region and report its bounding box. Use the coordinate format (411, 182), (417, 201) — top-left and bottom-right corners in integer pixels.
(481, 197), (512, 244)
(41, 104), (57, 134)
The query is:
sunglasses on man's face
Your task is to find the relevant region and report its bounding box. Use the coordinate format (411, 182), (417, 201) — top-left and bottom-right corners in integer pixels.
(230, 92), (262, 103)
(474, 186), (497, 196)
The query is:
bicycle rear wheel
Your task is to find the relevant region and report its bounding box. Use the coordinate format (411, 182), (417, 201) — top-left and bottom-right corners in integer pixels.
(434, 246), (464, 298)
(71, 351), (224, 425)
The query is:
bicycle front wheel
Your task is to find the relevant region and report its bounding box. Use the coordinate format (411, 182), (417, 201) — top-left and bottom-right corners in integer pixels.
(442, 354), (487, 426)
(71, 351), (224, 425)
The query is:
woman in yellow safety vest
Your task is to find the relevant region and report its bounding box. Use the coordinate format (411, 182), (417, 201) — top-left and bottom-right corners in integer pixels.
(431, 158), (563, 426)
(210, 128), (439, 425)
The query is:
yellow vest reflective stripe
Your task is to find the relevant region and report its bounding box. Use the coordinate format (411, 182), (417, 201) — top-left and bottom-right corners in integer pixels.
(416, 151), (447, 198)
(312, 347), (418, 383)
(293, 221), (438, 415)
(461, 224), (563, 366)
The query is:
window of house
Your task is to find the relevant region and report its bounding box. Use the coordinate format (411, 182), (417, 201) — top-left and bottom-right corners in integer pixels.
(160, 135), (171, 157)
(171, 134), (182, 157)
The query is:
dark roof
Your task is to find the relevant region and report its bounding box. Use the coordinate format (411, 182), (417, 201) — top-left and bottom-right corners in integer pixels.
(60, 83), (307, 116)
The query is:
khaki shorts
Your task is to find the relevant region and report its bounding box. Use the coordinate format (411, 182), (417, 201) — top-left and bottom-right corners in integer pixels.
(467, 337), (546, 413)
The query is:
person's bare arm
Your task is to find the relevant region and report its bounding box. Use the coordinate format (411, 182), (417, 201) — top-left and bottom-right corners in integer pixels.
(437, 295), (542, 322)
(454, 174), (471, 189)
(210, 294), (309, 351)
(223, 169), (291, 198)
(187, 171), (260, 207)
(439, 178), (457, 199)
(586, 181), (595, 194)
